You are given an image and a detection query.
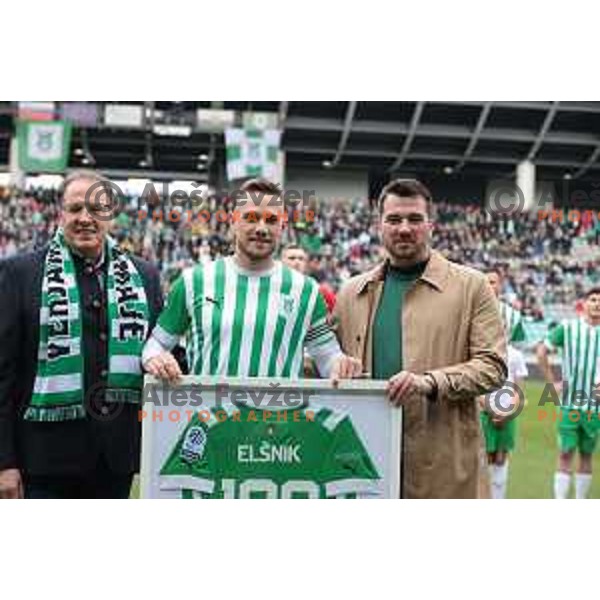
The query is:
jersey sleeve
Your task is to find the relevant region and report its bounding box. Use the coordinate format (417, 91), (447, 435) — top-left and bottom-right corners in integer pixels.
(320, 413), (382, 498)
(545, 323), (565, 350)
(511, 318), (527, 343)
(153, 274), (191, 348)
(304, 288), (343, 377)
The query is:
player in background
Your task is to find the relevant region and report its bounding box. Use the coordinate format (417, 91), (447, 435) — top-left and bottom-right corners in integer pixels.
(281, 244), (308, 274)
(480, 268), (529, 498)
(307, 253), (337, 314)
(281, 244), (331, 377)
(537, 288), (600, 499)
(486, 268), (528, 387)
(143, 178), (361, 382)
(480, 346), (528, 498)
(486, 268), (527, 344)
(282, 244), (336, 315)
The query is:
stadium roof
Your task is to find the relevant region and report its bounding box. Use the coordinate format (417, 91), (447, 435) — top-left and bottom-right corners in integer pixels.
(2, 101), (600, 181)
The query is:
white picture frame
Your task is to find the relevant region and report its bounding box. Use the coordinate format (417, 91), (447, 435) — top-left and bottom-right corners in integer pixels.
(140, 376), (402, 499)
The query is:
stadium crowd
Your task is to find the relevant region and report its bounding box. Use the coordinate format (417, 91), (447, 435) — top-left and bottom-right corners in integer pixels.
(1, 186), (597, 326)
(1, 176), (598, 500)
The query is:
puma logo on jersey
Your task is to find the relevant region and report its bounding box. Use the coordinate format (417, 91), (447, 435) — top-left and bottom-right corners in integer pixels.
(237, 441), (301, 464)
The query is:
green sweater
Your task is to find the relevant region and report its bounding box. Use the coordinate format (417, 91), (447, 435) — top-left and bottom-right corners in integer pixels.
(372, 260), (428, 380)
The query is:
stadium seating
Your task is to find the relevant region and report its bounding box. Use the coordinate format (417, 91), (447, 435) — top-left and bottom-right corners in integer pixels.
(1, 187), (593, 336)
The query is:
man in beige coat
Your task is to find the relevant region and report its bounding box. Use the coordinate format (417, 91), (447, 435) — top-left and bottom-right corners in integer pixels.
(333, 179), (507, 499)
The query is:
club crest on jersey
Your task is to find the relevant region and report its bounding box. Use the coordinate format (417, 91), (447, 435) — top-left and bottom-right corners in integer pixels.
(280, 295), (295, 317)
(180, 426), (207, 464)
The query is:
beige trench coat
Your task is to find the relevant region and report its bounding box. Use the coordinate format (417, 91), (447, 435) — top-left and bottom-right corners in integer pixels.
(333, 251), (507, 499)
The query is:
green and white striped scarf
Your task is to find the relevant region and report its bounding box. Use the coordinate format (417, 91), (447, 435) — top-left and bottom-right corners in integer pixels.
(25, 229), (149, 422)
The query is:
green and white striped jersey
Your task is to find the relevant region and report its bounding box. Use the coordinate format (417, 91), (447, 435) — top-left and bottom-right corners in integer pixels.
(499, 301), (526, 343)
(153, 257), (340, 378)
(546, 319), (600, 411)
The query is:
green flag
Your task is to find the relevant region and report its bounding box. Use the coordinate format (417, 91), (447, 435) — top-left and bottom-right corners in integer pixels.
(225, 128), (282, 182)
(17, 120), (72, 173)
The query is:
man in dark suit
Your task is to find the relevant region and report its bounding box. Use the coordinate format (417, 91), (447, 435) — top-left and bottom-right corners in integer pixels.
(0, 170), (164, 499)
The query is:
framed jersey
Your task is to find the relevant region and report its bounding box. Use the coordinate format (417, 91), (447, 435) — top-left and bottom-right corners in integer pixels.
(140, 376), (402, 499)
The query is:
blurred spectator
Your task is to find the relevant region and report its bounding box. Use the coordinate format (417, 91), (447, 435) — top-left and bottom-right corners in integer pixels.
(2, 187), (598, 322)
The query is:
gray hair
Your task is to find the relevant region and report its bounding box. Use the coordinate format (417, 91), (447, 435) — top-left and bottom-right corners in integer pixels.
(60, 169), (111, 200)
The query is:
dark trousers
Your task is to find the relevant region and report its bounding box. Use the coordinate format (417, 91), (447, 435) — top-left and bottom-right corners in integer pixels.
(24, 457), (133, 499)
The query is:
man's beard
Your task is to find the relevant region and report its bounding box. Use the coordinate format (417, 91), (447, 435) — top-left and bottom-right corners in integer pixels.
(238, 236), (275, 260)
(387, 239), (421, 261)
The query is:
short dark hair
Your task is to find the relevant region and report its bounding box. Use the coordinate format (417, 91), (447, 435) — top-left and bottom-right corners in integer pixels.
(281, 243), (306, 254)
(377, 178), (432, 213)
(584, 287), (600, 299)
(484, 266), (504, 279)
